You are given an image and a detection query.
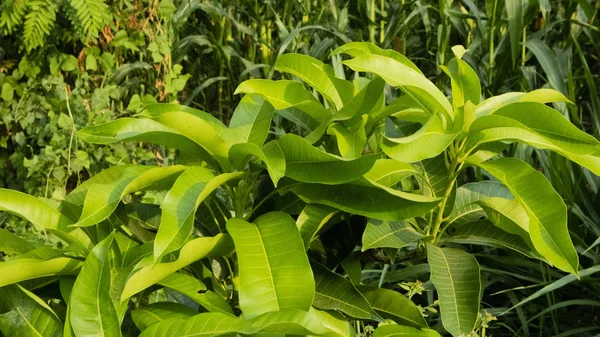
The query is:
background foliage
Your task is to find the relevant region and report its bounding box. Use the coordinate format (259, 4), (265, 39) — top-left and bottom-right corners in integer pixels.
(0, 0), (599, 336)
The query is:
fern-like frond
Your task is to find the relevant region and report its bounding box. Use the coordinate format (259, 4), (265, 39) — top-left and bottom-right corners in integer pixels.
(23, 0), (57, 51)
(69, 0), (109, 43)
(0, 0), (27, 34)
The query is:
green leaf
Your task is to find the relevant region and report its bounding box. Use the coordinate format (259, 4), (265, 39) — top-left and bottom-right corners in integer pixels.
(275, 53), (354, 110)
(287, 178), (438, 221)
(120, 234), (234, 301)
(372, 324), (442, 337)
(131, 302), (197, 331)
(312, 263), (381, 320)
(0, 188), (73, 231)
(505, 0), (523, 66)
(70, 233), (121, 337)
(445, 220), (537, 258)
(277, 134), (377, 184)
(310, 307), (356, 337)
(327, 115), (368, 158)
(364, 159), (418, 187)
(362, 219), (426, 251)
(524, 39), (567, 95)
(473, 158), (579, 274)
(75, 165), (186, 227)
(358, 286), (427, 328)
(342, 54), (453, 122)
(427, 244), (480, 337)
(441, 46), (481, 107)
(0, 285), (63, 337)
(0, 257), (81, 287)
(226, 212), (314, 317)
(333, 77), (386, 122)
(78, 118), (218, 167)
(332, 42), (424, 75)
(229, 141), (286, 186)
(475, 89), (570, 117)
(381, 114), (457, 163)
(138, 309), (330, 337)
(158, 273), (232, 314)
(229, 94), (275, 146)
(154, 167), (243, 260)
(296, 204), (339, 249)
(0, 228), (38, 254)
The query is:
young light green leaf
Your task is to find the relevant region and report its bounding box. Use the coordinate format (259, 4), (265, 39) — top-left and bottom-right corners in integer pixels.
(70, 233), (121, 337)
(154, 167), (243, 260)
(296, 204), (339, 249)
(332, 42), (424, 75)
(228, 140), (285, 186)
(75, 165), (186, 227)
(441, 47), (481, 107)
(277, 134), (377, 184)
(327, 115), (368, 158)
(363, 159), (419, 187)
(362, 219), (426, 251)
(275, 53), (354, 109)
(310, 306), (356, 337)
(229, 94), (275, 146)
(121, 234), (234, 301)
(131, 302), (197, 331)
(226, 212), (314, 317)
(0, 189), (73, 231)
(333, 77), (386, 121)
(372, 324), (442, 337)
(0, 285), (63, 337)
(358, 286), (427, 328)
(312, 263), (381, 320)
(475, 89), (570, 117)
(0, 228), (38, 255)
(0, 257), (81, 287)
(158, 273), (232, 314)
(474, 158), (579, 275)
(427, 244), (481, 337)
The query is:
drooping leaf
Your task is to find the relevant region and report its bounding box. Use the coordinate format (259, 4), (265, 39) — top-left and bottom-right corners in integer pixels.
(358, 286), (427, 328)
(362, 219), (426, 251)
(0, 228), (39, 255)
(427, 244), (481, 337)
(332, 42), (424, 75)
(228, 141), (286, 186)
(334, 77), (386, 121)
(312, 263), (381, 320)
(310, 307), (356, 337)
(372, 324), (442, 337)
(226, 212), (314, 317)
(327, 115), (368, 158)
(0, 257), (81, 287)
(154, 167), (243, 260)
(0, 189), (73, 231)
(0, 285), (63, 337)
(296, 204), (339, 249)
(474, 158), (579, 274)
(441, 46), (481, 107)
(70, 233), (121, 337)
(121, 234), (234, 301)
(475, 89), (570, 117)
(363, 159), (419, 187)
(158, 273), (232, 314)
(229, 94), (275, 146)
(131, 302), (197, 331)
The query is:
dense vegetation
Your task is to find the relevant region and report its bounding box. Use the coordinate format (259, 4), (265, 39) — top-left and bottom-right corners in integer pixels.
(0, 1), (599, 336)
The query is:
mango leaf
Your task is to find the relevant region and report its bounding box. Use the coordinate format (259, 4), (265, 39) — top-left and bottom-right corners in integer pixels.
(312, 263), (381, 320)
(287, 178), (438, 221)
(382, 114), (456, 163)
(445, 220), (537, 258)
(229, 141), (286, 186)
(275, 53), (354, 110)
(327, 115), (368, 158)
(0, 228), (38, 254)
(0, 257), (81, 287)
(158, 273), (232, 314)
(441, 46), (481, 107)
(70, 233), (121, 337)
(427, 244), (481, 337)
(75, 165), (186, 227)
(475, 89), (570, 117)
(121, 234), (234, 301)
(362, 219), (426, 251)
(332, 42), (424, 75)
(310, 307), (356, 337)
(138, 309), (329, 337)
(0, 188), (73, 231)
(77, 118), (216, 166)
(227, 212), (314, 317)
(229, 94), (275, 146)
(342, 54), (453, 122)
(154, 167), (243, 260)
(131, 302), (197, 331)
(372, 324), (442, 337)
(0, 285), (63, 337)
(334, 77), (386, 121)
(296, 204), (339, 249)
(474, 158), (579, 275)
(363, 159), (419, 187)
(358, 286), (427, 328)
(277, 134), (377, 184)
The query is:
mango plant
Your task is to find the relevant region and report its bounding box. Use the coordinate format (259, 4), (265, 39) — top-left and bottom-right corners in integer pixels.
(1, 42), (599, 337)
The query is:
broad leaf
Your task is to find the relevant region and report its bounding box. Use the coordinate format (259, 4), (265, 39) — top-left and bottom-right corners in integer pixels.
(310, 307), (356, 337)
(121, 234), (234, 301)
(372, 324), (442, 337)
(332, 42), (424, 75)
(362, 219), (426, 251)
(0, 189), (73, 231)
(277, 134), (377, 184)
(0, 228), (38, 255)
(131, 302), (197, 331)
(327, 115), (368, 158)
(229, 94), (275, 146)
(70, 234), (121, 337)
(427, 244), (481, 337)
(475, 89), (570, 117)
(229, 141), (285, 186)
(364, 159), (419, 187)
(154, 167), (243, 260)
(474, 158), (579, 274)
(227, 212), (314, 317)
(312, 263), (380, 320)
(441, 46), (481, 108)
(358, 286), (427, 328)
(158, 273), (233, 314)
(0, 257), (81, 287)
(296, 204), (339, 249)
(334, 77), (386, 121)
(0, 285), (63, 337)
